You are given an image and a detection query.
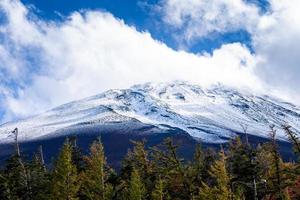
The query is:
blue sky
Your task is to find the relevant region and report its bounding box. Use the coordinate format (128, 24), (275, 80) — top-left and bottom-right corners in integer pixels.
(1, 0), (300, 123)
(20, 0), (268, 53)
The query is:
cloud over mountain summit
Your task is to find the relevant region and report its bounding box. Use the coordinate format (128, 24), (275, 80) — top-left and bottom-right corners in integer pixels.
(0, 0), (299, 123)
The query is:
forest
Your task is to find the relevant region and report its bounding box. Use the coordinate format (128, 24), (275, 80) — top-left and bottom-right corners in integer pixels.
(0, 125), (300, 200)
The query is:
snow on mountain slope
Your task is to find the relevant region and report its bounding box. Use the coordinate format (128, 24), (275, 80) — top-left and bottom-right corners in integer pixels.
(0, 81), (300, 143)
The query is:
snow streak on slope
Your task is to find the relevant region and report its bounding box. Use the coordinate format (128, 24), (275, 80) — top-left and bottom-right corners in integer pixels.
(0, 81), (300, 143)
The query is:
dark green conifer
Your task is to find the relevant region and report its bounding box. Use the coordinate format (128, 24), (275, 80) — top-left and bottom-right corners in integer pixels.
(151, 175), (165, 200)
(79, 139), (113, 200)
(28, 151), (50, 200)
(198, 150), (232, 200)
(128, 168), (145, 200)
(69, 136), (85, 172)
(228, 137), (264, 199)
(151, 138), (191, 200)
(50, 139), (79, 200)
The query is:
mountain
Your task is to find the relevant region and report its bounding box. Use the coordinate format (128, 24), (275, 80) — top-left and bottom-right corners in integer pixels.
(1, 81), (299, 144)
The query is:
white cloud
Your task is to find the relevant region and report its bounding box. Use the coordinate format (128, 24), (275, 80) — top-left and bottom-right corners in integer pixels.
(0, 0), (263, 122)
(253, 0), (300, 96)
(0, 0), (297, 125)
(157, 0), (300, 103)
(157, 0), (260, 44)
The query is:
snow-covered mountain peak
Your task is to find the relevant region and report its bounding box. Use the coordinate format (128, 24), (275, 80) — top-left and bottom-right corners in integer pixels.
(0, 81), (299, 144)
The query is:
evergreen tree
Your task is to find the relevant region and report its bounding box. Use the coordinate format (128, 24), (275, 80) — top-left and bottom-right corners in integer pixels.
(3, 128), (33, 200)
(201, 148), (218, 183)
(191, 144), (204, 186)
(50, 139), (79, 200)
(186, 144), (212, 198)
(28, 153), (50, 200)
(151, 175), (165, 200)
(124, 140), (151, 176)
(122, 140), (154, 198)
(193, 144), (204, 181)
(211, 150), (231, 199)
(80, 139), (113, 200)
(283, 125), (300, 156)
(198, 150), (232, 200)
(151, 138), (191, 199)
(128, 168), (145, 200)
(228, 137), (264, 199)
(1, 155), (31, 200)
(197, 183), (214, 200)
(267, 126), (292, 199)
(69, 136), (85, 172)
(0, 171), (14, 200)
(282, 125), (300, 199)
(2, 127), (300, 199)
(256, 143), (274, 199)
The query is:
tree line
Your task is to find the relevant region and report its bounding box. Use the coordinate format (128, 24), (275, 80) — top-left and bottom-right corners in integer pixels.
(0, 125), (300, 199)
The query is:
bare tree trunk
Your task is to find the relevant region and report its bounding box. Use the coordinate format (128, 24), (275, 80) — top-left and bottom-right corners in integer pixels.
(39, 145), (46, 171)
(12, 128), (32, 200)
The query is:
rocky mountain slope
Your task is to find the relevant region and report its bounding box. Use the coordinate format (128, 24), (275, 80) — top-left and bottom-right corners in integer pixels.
(1, 81), (299, 144)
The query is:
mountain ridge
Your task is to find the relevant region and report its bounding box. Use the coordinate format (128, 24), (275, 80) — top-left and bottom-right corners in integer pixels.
(1, 81), (299, 144)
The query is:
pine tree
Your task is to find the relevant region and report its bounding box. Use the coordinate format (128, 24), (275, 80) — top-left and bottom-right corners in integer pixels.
(282, 125), (300, 199)
(124, 140), (151, 176)
(201, 148), (218, 182)
(197, 182), (214, 200)
(151, 175), (165, 200)
(79, 139), (113, 200)
(2, 128), (33, 200)
(185, 144), (206, 197)
(69, 136), (85, 172)
(2, 127), (300, 199)
(122, 140), (154, 199)
(193, 144), (204, 180)
(283, 125), (300, 156)
(151, 138), (191, 199)
(28, 153), (50, 200)
(50, 139), (79, 200)
(228, 137), (264, 199)
(0, 145), (49, 200)
(1, 154), (32, 200)
(198, 150), (232, 200)
(212, 150), (231, 199)
(128, 168), (145, 200)
(0, 171), (14, 200)
(267, 126), (292, 199)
